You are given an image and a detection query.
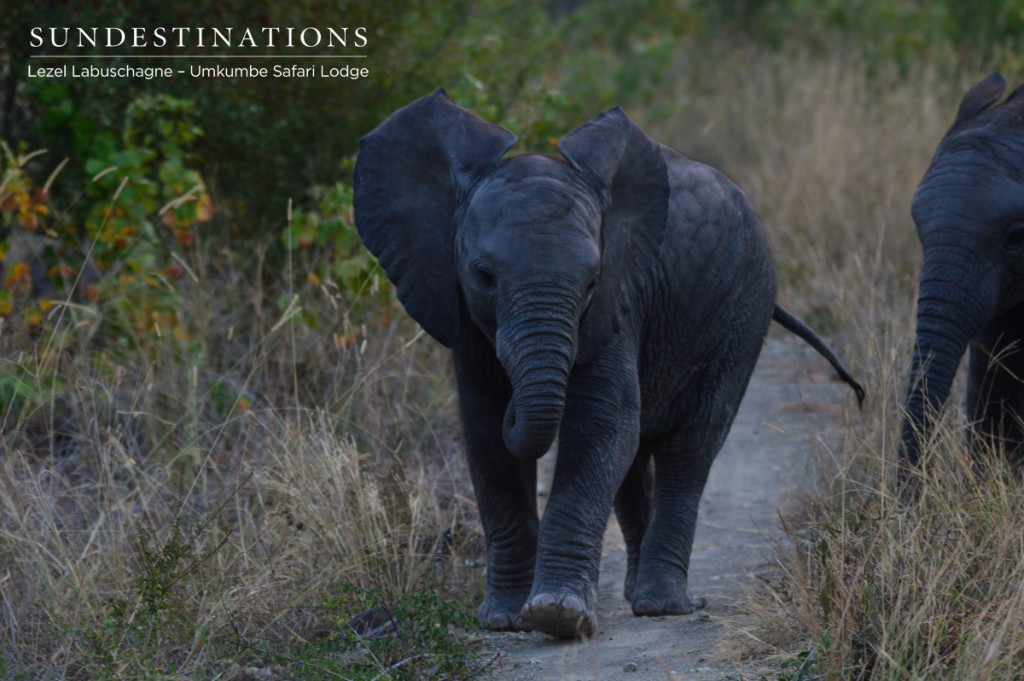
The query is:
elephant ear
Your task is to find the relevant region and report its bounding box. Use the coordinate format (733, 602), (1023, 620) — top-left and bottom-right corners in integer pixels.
(559, 107), (670, 364)
(354, 89), (517, 347)
(954, 72), (1006, 127)
(1003, 80), (1024, 114)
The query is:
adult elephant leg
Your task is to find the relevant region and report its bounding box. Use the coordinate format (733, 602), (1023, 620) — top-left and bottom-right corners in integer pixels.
(454, 346), (539, 632)
(614, 449), (652, 603)
(520, 351), (641, 638)
(967, 314), (1024, 460)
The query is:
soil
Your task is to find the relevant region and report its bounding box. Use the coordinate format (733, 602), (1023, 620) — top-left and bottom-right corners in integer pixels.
(476, 335), (853, 680)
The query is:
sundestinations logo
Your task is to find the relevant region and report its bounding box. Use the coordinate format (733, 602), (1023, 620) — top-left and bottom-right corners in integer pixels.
(26, 25), (371, 81)
(29, 26), (369, 49)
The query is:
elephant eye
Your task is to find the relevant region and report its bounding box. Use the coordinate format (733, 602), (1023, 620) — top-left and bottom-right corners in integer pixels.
(1004, 223), (1024, 252)
(475, 265), (497, 290)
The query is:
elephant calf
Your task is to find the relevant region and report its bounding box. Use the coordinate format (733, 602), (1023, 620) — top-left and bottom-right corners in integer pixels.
(354, 90), (863, 638)
(901, 73), (1024, 466)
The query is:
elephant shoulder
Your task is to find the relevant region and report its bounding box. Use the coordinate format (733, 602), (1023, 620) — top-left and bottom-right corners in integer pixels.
(658, 145), (760, 230)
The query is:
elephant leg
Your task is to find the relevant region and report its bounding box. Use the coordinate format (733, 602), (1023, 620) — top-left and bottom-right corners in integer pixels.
(519, 358), (641, 638)
(614, 449), (652, 603)
(629, 426), (724, 616)
(454, 349), (539, 632)
(967, 320), (1024, 460)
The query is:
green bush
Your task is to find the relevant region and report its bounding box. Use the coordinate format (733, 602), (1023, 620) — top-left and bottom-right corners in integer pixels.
(278, 585), (480, 681)
(0, 93), (212, 359)
(4, 1), (697, 238)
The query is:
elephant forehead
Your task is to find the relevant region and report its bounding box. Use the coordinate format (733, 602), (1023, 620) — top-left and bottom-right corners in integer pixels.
(933, 131), (1024, 181)
(466, 169), (601, 233)
(916, 156), (1024, 219)
(461, 205), (601, 265)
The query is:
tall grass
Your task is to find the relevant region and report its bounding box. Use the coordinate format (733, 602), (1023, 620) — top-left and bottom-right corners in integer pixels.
(658, 45), (1024, 679)
(0, 250), (482, 678)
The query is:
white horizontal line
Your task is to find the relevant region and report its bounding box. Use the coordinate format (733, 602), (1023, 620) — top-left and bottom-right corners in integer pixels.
(30, 54), (367, 58)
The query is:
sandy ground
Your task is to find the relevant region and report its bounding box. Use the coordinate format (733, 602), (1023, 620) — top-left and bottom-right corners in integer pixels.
(476, 336), (853, 680)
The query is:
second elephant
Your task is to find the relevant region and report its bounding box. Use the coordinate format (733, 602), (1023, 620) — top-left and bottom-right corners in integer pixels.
(354, 90), (863, 638)
(901, 73), (1024, 466)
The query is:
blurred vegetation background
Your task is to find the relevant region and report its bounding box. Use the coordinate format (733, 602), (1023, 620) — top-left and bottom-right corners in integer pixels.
(4, 0), (1022, 357)
(4, 0), (1024, 679)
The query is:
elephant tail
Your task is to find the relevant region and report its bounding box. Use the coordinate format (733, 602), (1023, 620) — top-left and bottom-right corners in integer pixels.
(772, 304), (866, 408)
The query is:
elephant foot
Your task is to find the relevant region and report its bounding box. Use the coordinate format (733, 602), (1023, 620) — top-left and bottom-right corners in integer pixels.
(477, 593), (534, 632)
(630, 587), (706, 616)
(519, 591), (597, 639)
(629, 569), (706, 616)
(623, 558), (639, 602)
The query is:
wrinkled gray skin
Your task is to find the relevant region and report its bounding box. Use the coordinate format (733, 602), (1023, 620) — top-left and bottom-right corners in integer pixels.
(354, 90), (859, 638)
(901, 73), (1024, 467)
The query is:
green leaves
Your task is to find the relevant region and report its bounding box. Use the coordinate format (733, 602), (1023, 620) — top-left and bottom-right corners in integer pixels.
(282, 584), (480, 681)
(283, 179), (391, 326)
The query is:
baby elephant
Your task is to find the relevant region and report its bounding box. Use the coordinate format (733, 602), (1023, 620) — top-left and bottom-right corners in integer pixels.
(901, 73), (1024, 466)
(354, 90), (863, 638)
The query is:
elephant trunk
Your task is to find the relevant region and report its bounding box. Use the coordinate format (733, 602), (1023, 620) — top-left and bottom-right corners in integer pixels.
(900, 244), (998, 465)
(497, 291), (577, 461)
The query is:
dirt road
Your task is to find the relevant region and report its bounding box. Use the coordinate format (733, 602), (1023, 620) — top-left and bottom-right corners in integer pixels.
(479, 336), (853, 680)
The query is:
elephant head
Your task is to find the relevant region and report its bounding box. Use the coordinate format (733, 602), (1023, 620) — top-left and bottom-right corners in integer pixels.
(354, 89), (669, 460)
(901, 73), (1024, 465)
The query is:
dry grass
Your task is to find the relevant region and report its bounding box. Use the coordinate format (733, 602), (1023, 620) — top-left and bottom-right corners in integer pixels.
(0, 267), (481, 678)
(653, 45), (1024, 679)
(725, 416), (1024, 679)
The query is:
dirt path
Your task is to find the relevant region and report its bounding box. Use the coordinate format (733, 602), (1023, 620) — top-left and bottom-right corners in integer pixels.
(478, 336), (852, 680)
